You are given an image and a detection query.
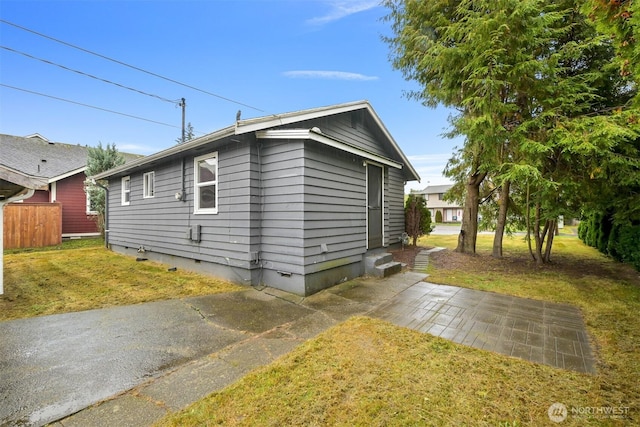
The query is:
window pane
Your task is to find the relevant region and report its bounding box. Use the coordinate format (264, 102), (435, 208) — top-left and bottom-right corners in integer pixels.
(198, 159), (216, 183)
(144, 172), (154, 197)
(199, 184), (216, 209)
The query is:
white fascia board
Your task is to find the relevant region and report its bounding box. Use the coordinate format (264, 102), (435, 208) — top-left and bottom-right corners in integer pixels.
(255, 129), (403, 170)
(236, 101), (368, 135)
(49, 166), (87, 183)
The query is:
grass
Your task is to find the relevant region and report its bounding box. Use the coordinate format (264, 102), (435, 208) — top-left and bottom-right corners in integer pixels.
(1, 238), (242, 321)
(156, 233), (639, 426)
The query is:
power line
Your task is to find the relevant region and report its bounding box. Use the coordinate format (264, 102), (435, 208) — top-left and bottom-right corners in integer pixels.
(1, 45), (179, 104)
(0, 19), (267, 113)
(1, 83), (181, 129)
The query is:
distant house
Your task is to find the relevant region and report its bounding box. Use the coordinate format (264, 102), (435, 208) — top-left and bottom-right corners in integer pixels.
(94, 101), (420, 296)
(412, 184), (462, 223)
(1, 133), (140, 238)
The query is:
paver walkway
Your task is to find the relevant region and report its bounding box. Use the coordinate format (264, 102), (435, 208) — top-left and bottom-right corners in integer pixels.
(370, 281), (596, 374)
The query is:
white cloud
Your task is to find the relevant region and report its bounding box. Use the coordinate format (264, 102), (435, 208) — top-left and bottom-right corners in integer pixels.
(117, 143), (157, 155)
(405, 153), (454, 192)
(283, 70), (378, 81)
(306, 1), (380, 26)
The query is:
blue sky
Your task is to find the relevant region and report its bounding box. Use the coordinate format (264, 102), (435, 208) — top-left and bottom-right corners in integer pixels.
(0, 0), (459, 192)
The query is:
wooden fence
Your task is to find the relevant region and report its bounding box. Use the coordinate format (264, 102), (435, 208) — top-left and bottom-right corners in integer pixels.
(3, 203), (62, 249)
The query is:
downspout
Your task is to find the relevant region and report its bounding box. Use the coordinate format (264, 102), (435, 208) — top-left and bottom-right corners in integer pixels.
(1, 188), (36, 295)
(181, 158), (186, 202)
(93, 180), (109, 248)
(255, 141), (264, 285)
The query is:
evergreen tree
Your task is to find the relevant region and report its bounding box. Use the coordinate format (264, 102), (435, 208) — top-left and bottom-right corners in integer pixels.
(176, 122), (195, 144)
(84, 142), (125, 235)
(405, 194), (433, 246)
(384, 0), (638, 263)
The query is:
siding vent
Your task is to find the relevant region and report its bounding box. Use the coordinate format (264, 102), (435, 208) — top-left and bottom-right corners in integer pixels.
(277, 271), (292, 278)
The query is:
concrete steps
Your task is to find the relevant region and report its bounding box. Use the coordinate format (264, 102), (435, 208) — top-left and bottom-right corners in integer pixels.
(365, 252), (403, 278)
(412, 247), (446, 272)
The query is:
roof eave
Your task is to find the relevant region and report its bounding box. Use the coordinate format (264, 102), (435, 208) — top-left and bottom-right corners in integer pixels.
(93, 125), (236, 180)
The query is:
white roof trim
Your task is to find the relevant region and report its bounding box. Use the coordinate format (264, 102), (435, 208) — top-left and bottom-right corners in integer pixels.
(255, 129), (403, 170)
(49, 166), (87, 183)
(25, 133), (50, 142)
(236, 101), (368, 135)
(93, 126), (235, 179)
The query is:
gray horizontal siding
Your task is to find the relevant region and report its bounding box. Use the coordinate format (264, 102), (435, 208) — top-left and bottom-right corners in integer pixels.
(302, 141), (366, 273)
(107, 140), (258, 269)
(258, 140), (305, 273)
(386, 167), (406, 246)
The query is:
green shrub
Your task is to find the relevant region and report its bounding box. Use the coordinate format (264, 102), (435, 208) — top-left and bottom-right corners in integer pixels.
(580, 210), (640, 271)
(435, 210), (443, 223)
(405, 195), (433, 246)
(608, 224), (640, 270)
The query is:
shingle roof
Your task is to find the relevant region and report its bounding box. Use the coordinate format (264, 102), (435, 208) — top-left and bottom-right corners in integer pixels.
(0, 134), (141, 181)
(415, 184), (453, 194)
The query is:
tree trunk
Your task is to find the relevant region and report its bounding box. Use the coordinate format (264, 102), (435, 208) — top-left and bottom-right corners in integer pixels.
(543, 219), (556, 263)
(455, 172), (487, 254)
(526, 183), (535, 261)
(532, 202), (545, 265)
(492, 181), (510, 258)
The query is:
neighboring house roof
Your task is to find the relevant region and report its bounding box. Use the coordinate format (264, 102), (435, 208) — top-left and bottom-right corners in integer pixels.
(94, 100), (421, 182)
(0, 134), (142, 184)
(415, 184), (453, 195)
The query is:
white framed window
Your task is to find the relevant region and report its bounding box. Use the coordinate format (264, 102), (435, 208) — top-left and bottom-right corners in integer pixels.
(194, 152), (218, 214)
(121, 176), (131, 205)
(86, 191), (98, 215)
(143, 171), (155, 198)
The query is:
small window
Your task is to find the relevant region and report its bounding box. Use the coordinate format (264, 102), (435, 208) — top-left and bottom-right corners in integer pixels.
(438, 193), (444, 200)
(121, 176), (131, 205)
(143, 172), (155, 198)
(86, 191), (98, 215)
(194, 152), (218, 214)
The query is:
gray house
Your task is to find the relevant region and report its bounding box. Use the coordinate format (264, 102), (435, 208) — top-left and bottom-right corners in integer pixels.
(94, 101), (420, 296)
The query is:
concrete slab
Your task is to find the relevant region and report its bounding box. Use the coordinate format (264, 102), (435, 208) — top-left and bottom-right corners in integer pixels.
(52, 394), (167, 427)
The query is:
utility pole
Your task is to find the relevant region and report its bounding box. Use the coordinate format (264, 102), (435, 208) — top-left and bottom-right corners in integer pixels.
(179, 98), (186, 143)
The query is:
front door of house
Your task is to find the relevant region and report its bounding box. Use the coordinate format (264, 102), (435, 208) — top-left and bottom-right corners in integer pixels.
(367, 163), (383, 249)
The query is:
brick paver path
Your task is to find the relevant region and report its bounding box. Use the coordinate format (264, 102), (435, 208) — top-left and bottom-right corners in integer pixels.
(370, 281), (596, 374)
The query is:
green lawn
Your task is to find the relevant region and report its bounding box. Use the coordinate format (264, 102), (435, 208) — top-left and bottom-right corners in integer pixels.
(156, 234), (639, 426)
(1, 238), (242, 321)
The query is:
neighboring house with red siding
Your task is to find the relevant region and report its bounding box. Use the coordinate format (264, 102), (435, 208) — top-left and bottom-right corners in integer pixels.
(1, 133), (140, 238)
